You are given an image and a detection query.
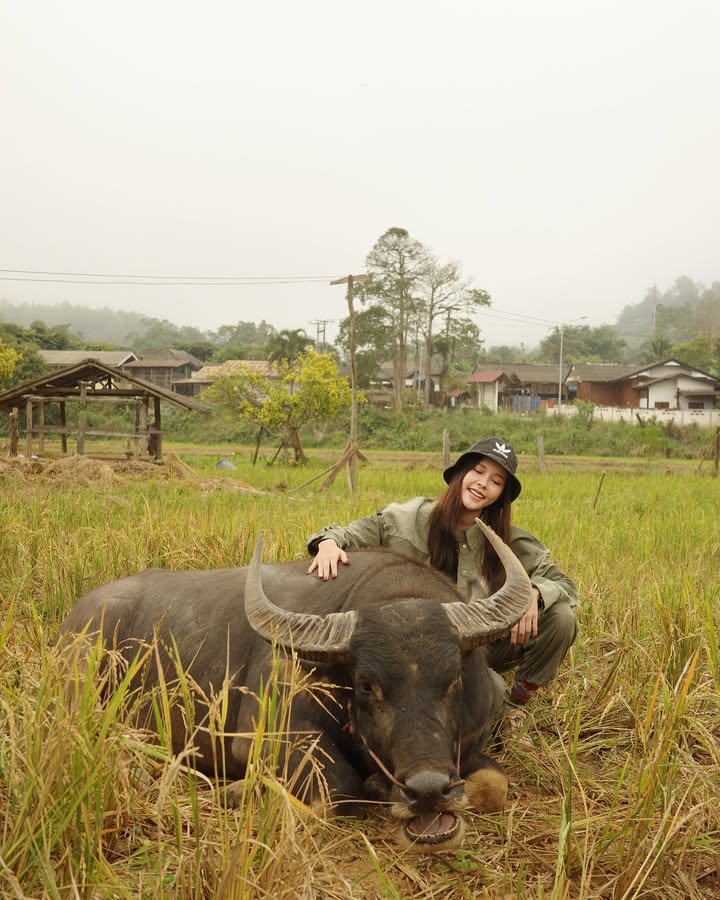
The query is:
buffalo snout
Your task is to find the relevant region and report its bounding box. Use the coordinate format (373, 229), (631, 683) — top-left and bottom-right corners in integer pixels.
(401, 770), (463, 811)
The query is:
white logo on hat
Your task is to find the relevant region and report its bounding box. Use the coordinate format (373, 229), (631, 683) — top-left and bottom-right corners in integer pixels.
(494, 441), (511, 458)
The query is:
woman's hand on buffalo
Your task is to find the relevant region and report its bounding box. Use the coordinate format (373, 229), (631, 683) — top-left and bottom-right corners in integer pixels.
(307, 539), (350, 580)
(510, 588), (541, 646)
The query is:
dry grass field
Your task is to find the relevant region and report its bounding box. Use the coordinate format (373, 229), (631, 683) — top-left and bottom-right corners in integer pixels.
(0, 449), (718, 898)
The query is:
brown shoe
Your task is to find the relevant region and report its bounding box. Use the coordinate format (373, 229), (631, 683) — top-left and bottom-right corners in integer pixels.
(498, 705), (533, 753)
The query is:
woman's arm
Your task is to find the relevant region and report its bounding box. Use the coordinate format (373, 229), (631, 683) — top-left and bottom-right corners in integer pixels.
(510, 527), (579, 610)
(306, 512), (387, 579)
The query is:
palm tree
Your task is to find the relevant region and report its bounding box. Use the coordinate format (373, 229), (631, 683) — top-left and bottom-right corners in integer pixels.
(639, 333), (673, 363)
(265, 328), (314, 366)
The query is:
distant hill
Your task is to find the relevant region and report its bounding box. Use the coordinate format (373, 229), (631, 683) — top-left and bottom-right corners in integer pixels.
(0, 299), (148, 347)
(614, 275), (720, 352)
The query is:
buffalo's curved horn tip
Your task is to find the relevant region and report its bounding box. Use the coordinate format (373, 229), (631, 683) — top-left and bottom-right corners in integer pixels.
(442, 517), (533, 650)
(244, 536), (357, 664)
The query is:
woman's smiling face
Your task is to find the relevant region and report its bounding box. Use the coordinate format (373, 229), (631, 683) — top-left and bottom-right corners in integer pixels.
(459, 457), (507, 514)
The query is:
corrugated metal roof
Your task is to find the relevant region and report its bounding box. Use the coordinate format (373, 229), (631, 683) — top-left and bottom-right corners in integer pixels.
(124, 359), (190, 369)
(466, 371), (504, 383)
(195, 360), (279, 379)
(40, 350), (137, 366)
(568, 363), (637, 382)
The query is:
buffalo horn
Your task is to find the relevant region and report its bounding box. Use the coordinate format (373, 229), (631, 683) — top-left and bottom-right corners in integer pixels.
(244, 536), (358, 663)
(442, 518), (533, 650)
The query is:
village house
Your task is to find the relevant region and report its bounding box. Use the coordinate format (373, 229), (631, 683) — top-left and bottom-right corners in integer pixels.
(568, 359), (720, 411)
(173, 360), (282, 398)
(121, 349), (204, 391)
(461, 359), (719, 417)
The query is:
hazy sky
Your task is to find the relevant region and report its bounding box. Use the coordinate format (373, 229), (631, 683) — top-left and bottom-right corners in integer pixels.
(2, 1), (719, 349)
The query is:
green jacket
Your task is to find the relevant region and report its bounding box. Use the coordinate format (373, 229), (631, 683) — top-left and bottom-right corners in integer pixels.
(307, 496), (578, 610)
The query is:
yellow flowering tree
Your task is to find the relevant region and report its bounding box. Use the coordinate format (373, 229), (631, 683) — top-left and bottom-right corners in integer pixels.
(205, 350), (353, 463)
(0, 342), (20, 389)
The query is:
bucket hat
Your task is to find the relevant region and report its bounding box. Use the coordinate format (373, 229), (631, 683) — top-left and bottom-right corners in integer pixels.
(442, 436), (521, 501)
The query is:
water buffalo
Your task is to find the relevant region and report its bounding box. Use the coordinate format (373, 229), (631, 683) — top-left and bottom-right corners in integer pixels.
(57, 518), (531, 851)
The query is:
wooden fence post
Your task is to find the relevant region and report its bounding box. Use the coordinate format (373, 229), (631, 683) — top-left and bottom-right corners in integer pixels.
(77, 382), (87, 455)
(25, 398), (33, 458)
(442, 429), (450, 469)
(9, 408), (19, 457)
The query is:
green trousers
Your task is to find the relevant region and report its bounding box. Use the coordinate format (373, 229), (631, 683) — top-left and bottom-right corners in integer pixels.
(486, 600), (578, 694)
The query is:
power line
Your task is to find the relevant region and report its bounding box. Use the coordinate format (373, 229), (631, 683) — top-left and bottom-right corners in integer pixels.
(0, 266), (580, 331)
(0, 276), (339, 286)
(476, 307), (559, 328)
(0, 267), (339, 282)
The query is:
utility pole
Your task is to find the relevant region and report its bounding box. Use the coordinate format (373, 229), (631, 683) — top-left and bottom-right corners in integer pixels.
(557, 315), (587, 415)
(309, 319), (331, 354)
(321, 274), (368, 492)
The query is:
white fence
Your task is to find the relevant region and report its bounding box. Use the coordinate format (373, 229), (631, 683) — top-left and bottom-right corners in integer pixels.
(548, 406), (720, 428)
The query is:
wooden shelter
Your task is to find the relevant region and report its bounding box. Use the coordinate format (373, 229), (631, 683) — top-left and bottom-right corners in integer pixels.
(0, 359), (209, 461)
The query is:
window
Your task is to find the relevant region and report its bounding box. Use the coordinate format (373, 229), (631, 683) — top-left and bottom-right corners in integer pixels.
(688, 401), (704, 410)
(654, 401), (670, 409)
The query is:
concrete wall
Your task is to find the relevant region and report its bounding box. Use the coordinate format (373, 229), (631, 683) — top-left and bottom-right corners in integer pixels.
(549, 405), (720, 427)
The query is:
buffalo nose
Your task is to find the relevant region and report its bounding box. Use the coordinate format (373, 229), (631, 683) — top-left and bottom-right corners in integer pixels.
(402, 771), (456, 809)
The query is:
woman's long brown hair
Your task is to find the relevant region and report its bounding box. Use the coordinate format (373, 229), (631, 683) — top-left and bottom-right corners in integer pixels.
(427, 456), (513, 593)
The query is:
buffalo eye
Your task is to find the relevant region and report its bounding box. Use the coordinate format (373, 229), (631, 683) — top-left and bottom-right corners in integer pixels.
(356, 679), (384, 705)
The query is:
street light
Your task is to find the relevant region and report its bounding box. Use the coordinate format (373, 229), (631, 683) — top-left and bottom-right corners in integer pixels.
(558, 316), (587, 413)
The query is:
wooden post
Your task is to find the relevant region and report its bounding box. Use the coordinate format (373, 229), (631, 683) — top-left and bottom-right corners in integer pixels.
(346, 274), (358, 491)
(60, 402), (67, 454)
(442, 429), (451, 469)
(140, 396), (149, 454)
(330, 273), (367, 492)
(252, 427), (263, 465)
(25, 398), (33, 458)
(714, 426), (720, 478)
(77, 381), (87, 454)
(134, 399), (142, 459)
(153, 396), (162, 461)
(9, 408), (19, 457)
(38, 400), (45, 454)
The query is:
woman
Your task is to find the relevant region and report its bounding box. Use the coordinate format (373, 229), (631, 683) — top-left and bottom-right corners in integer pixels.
(306, 436), (578, 749)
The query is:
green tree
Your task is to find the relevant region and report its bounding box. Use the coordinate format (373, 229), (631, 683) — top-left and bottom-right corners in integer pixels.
(481, 344), (532, 364)
(0, 323), (51, 384)
(363, 227), (429, 409)
(214, 320), (276, 347)
(173, 339), (216, 361)
(27, 320), (80, 350)
(638, 333), (673, 363)
(536, 325), (626, 364)
(671, 332), (720, 375)
(0, 340), (20, 389)
(265, 328), (314, 366)
(336, 306), (393, 387)
(210, 342), (269, 363)
(205, 350), (352, 463)
(433, 318), (484, 386)
(414, 257), (491, 408)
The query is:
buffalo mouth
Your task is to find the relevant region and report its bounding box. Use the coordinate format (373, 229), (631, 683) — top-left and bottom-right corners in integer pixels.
(401, 810), (464, 849)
